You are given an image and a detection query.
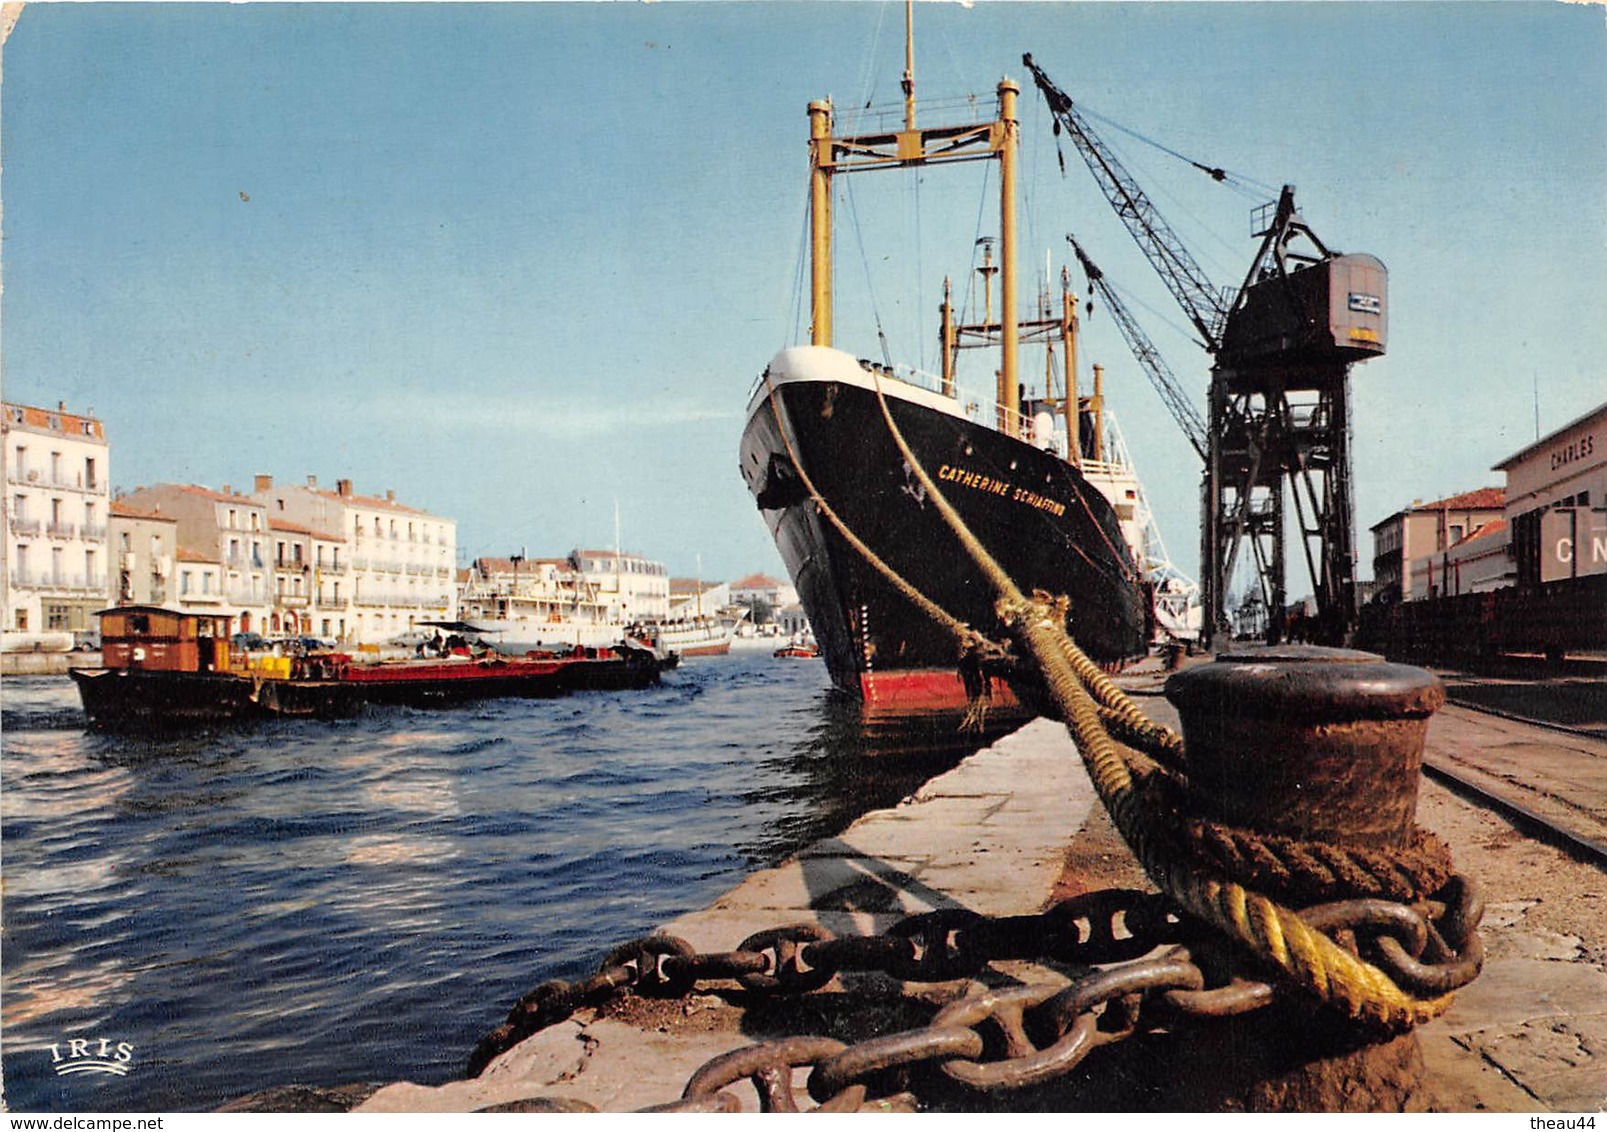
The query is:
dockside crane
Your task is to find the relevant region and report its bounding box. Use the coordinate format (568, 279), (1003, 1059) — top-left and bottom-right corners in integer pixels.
(1068, 235), (1208, 462)
(1023, 55), (1389, 646)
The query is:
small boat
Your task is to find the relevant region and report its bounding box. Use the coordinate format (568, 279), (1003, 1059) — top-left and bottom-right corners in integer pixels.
(631, 562), (744, 660)
(633, 615), (737, 659)
(773, 640), (820, 659)
(70, 606), (660, 730)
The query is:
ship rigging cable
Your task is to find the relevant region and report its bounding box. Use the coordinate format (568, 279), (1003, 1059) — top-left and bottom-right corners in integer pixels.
(840, 176), (894, 369)
(1073, 101), (1280, 202)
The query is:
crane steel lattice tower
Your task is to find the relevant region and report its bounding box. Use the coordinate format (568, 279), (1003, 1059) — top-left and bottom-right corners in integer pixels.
(1024, 57), (1387, 645)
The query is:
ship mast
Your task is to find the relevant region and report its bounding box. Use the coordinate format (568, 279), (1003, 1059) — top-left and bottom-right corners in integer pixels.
(807, 1), (1023, 434)
(1062, 268), (1081, 468)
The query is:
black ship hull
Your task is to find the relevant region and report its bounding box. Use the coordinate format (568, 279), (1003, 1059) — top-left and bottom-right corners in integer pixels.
(740, 347), (1151, 714)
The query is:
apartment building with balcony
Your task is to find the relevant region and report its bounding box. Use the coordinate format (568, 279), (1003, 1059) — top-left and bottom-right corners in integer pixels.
(174, 547), (227, 612)
(3, 400), (112, 641)
(251, 475), (456, 642)
(108, 503), (178, 607)
(569, 548), (670, 622)
(267, 518), (349, 641)
(728, 573), (798, 610)
(115, 483), (273, 634)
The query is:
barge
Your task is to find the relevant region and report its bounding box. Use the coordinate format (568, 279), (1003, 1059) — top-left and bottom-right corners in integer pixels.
(70, 605), (660, 730)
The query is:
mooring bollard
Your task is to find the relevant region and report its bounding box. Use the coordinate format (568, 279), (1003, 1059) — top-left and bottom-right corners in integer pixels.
(1166, 644), (1444, 850)
(1153, 644), (1447, 1112)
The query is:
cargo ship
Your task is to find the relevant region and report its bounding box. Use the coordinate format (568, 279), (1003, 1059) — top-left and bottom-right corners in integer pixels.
(70, 605), (660, 730)
(738, 23), (1150, 715)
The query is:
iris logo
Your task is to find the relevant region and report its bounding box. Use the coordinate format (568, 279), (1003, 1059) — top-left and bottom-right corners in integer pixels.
(49, 1037), (135, 1077)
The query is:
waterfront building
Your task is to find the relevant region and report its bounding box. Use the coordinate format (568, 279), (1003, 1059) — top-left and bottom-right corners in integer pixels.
(1407, 518), (1514, 600)
(174, 547), (227, 615)
(2, 401), (111, 644)
(115, 484), (274, 635)
(1369, 488), (1506, 603)
(773, 602), (811, 637)
(1371, 402), (1606, 603)
(568, 548), (669, 622)
(267, 518), (349, 641)
(1494, 402), (1607, 585)
(728, 573), (799, 614)
(250, 476), (457, 642)
(108, 503), (178, 607)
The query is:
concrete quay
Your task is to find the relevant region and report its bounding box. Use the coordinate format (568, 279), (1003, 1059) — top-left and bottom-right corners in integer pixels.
(355, 668), (1606, 1113)
(1, 650), (100, 677)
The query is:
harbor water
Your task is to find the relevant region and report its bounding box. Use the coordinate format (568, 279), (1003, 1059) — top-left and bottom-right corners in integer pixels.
(0, 652), (999, 1112)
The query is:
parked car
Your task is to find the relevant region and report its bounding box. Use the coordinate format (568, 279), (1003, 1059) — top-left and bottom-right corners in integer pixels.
(263, 636), (334, 655)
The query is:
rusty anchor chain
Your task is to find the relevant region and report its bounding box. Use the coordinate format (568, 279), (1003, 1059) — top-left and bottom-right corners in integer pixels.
(467, 887), (1182, 1078)
(466, 876), (1482, 1110)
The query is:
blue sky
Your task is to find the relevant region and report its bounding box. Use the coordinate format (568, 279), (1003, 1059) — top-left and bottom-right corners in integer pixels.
(5, 2), (1604, 590)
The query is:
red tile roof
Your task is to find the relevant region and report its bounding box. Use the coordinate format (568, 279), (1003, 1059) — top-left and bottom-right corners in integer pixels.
(4, 401), (105, 441)
(110, 502), (175, 522)
(1418, 487), (1505, 512)
(267, 518), (344, 541)
(148, 483), (263, 504)
(305, 486), (429, 515)
(730, 573), (782, 590)
(1454, 518), (1508, 547)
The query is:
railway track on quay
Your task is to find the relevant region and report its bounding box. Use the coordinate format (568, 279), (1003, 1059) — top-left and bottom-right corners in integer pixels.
(1422, 689), (1607, 868)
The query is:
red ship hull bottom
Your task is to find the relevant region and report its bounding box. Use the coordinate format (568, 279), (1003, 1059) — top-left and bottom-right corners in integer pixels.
(858, 667), (1024, 716)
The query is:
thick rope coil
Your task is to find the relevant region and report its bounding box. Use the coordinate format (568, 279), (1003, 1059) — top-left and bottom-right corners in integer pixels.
(1126, 773), (1456, 905)
(849, 367), (1459, 1030)
(1002, 595), (1456, 1030)
(1025, 592), (1186, 767)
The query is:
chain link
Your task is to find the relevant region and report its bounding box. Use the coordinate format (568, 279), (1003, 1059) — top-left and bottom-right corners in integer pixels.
(466, 877), (1482, 1109)
(1298, 876), (1485, 998)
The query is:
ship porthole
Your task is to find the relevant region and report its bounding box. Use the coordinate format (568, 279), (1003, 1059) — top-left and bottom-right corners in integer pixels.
(1009, 460), (1018, 471)
(962, 443), (973, 456)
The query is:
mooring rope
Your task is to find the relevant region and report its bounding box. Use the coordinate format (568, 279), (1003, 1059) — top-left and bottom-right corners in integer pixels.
(777, 360), (1465, 1028)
